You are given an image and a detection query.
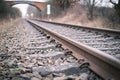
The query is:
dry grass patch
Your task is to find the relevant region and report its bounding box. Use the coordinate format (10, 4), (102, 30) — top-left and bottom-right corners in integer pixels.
(0, 18), (20, 34)
(51, 4), (120, 30)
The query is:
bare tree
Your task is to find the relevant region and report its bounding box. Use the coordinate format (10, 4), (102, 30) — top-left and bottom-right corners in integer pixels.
(79, 0), (103, 20)
(47, 0), (78, 17)
(53, 0), (71, 10)
(49, 0), (78, 10)
(27, 5), (41, 18)
(87, 0), (95, 20)
(110, 0), (120, 18)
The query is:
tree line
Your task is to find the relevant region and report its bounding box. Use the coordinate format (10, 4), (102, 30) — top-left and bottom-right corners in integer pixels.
(0, 0), (21, 20)
(48, 0), (120, 21)
(110, 0), (120, 18)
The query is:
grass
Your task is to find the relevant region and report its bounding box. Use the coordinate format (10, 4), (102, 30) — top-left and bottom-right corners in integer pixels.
(50, 4), (120, 30)
(0, 18), (20, 34)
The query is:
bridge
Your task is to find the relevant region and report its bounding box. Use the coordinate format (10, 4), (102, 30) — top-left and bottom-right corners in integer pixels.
(5, 0), (49, 11)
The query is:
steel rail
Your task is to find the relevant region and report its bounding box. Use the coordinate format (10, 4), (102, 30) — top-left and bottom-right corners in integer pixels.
(37, 20), (120, 36)
(27, 19), (120, 80)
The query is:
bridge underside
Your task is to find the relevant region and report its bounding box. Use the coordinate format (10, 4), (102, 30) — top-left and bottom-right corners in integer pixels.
(7, 1), (47, 11)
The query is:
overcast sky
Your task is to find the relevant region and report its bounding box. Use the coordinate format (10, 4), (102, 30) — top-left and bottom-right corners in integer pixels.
(13, 4), (29, 17)
(78, 0), (118, 7)
(5, 0), (48, 2)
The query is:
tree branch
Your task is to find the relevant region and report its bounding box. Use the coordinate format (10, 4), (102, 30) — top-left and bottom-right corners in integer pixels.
(110, 0), (116, 5)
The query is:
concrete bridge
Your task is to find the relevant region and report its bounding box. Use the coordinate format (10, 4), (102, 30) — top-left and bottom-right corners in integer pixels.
(5, 0), (49, 11)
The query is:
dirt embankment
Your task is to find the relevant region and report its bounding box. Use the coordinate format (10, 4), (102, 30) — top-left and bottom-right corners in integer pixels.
(50, 4), (120, 30)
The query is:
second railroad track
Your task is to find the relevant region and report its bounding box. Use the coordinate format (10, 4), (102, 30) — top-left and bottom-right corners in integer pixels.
(27, 19), (120, 80)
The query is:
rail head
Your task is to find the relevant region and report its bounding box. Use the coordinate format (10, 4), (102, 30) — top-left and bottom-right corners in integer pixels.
(34, 19), (120, 35)
(27, 19), (120, 68)
(27, 19), (120, 80)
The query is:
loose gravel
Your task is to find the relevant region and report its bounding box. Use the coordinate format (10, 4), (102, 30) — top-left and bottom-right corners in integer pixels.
(0, 20), (102, 80)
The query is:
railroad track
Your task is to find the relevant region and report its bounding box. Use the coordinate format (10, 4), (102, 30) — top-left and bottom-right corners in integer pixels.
(27, 19), (120, 80)
(0, 20), (102, 80)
